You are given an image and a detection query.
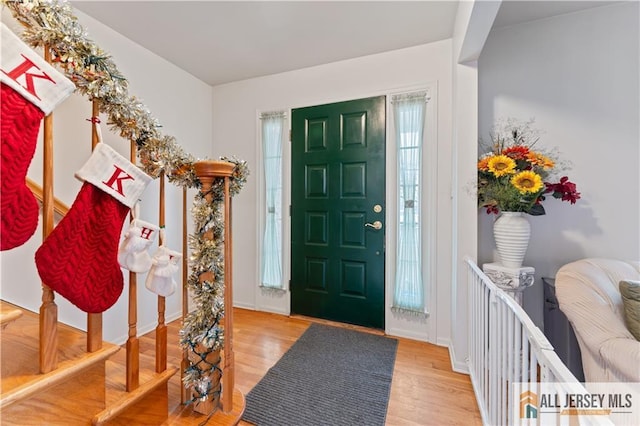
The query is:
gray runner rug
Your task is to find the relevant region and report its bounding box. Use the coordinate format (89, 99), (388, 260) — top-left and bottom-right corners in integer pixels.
(242, 323), (398, 426)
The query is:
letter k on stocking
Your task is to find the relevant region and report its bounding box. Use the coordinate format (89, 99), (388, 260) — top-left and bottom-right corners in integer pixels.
(0, 23), (75, 250)
(35, 143), (151, 313)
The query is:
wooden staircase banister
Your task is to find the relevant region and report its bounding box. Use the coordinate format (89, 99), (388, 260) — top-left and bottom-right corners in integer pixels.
(26, 177), (69, 217)
(3, 6), (244, 424)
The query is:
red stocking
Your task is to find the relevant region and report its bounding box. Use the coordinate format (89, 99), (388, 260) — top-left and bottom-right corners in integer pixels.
(1, 83), (43, 250)
(35, 143), (151, 313)
(0, 23), (75, 250)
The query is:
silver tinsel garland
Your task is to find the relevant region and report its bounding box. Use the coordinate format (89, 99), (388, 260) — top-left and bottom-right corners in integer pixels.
(2, 0), (250, 401)
(180, 187), (226, 401)
(2, 0), (204, 188)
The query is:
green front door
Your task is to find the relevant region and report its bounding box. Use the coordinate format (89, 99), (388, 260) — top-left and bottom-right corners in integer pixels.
(291, 96), (386, 329)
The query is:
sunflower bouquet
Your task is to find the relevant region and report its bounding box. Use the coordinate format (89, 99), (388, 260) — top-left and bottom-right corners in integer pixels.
(477, 118), (580, 215)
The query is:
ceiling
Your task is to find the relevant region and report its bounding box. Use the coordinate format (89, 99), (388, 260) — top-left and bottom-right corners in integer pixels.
(70, 1), (616, 87)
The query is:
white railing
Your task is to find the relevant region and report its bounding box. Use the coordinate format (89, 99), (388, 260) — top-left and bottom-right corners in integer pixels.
(465, 258), (614, 426)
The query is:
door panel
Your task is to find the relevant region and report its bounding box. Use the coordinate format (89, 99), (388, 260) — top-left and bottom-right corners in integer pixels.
(291, 96), (386, 329)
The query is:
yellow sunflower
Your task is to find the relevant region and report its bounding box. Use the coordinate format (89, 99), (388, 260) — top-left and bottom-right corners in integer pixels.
(511, 170), (543, 194)
(487, 155), (516, 177)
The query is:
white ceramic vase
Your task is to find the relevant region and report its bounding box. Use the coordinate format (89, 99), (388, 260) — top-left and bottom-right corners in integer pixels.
(493, 211), (531, 268)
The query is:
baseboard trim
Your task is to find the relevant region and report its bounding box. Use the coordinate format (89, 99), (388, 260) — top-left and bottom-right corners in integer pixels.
(448, 341), (470, 374)
(386, 327), (429, 342)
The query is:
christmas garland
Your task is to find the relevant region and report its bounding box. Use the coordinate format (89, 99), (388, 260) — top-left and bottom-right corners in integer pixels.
(181, 180), (227, 403)
(2, 0), (249, 401)
(181, 157), (248, 399)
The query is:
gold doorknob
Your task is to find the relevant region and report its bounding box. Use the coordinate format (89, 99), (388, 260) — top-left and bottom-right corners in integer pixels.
(364, 221), (383, 230)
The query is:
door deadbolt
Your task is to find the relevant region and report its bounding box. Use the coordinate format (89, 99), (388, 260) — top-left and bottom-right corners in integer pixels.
(373, 204), (382, 213)
(364, 221), (383, 230)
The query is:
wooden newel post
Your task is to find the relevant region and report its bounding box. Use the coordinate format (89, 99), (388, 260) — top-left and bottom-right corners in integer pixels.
(181, 187), (190, 405)
(192, 160), (236, 415)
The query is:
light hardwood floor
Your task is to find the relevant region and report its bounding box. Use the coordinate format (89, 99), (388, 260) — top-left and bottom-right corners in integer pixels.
(144, 308), (483, 425)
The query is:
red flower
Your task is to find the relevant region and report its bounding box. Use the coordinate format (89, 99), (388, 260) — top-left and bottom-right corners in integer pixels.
(502, 145), (530, 160)
(545, 176), (581, 204)
(485, 205), (500, 215)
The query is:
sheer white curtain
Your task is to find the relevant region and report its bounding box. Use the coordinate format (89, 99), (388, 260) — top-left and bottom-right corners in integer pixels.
(261, 111), (286, 289)
(392, 92), (427, 313)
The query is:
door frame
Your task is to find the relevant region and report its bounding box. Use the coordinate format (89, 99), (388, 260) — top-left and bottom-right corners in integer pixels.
(255, 82), (438, 341)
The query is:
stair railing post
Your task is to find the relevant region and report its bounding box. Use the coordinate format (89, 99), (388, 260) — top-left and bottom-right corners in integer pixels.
(87, 99), (103, 353)
(126, 140), (140, 391)
(39, 43), (58, 373)
(222, 174), (234, 412)
(181, 186), (190, 404)
(190, 160), (235, 416)
(156, 171), (167, 373)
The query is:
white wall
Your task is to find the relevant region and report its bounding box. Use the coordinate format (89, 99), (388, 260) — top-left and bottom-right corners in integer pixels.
(449, 0), (502, 373)
(478, 2), (640, 326)
(211, 41), (453, 343)
(0, 9), (213, 343)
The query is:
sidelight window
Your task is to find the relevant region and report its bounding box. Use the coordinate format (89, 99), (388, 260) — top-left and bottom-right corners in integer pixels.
(260, 111), (286, 289)
(392, 92), (427, 313)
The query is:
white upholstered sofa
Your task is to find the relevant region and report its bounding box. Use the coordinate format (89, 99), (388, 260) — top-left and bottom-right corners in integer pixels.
(555, 258), (640, 382)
